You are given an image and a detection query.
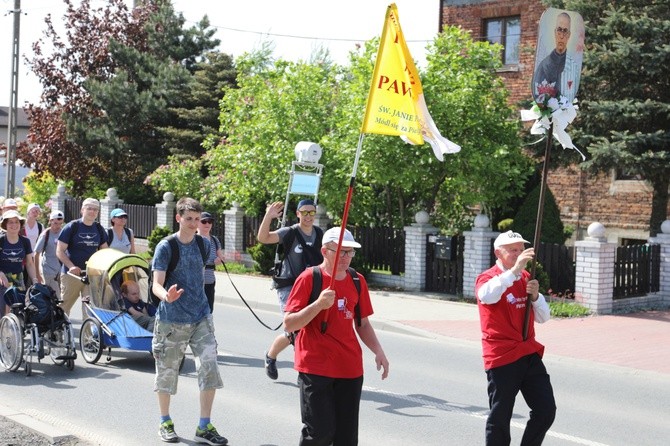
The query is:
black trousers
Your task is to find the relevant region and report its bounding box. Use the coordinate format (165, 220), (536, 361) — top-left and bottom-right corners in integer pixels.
(485, 353), (556, 446)
(204, 282), (215, 314)
(298, 372), (364, 446)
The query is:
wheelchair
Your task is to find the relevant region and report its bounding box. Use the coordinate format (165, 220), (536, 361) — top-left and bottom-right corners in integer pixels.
(0, 284), (76, 376)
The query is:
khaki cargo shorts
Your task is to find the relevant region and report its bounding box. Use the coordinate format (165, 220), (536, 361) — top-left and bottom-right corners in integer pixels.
(152, 317), (223, 395)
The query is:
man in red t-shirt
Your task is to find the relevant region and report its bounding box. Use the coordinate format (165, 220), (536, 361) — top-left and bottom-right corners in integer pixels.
(284, 227), (389, 445)
(475, 231), (556, 446)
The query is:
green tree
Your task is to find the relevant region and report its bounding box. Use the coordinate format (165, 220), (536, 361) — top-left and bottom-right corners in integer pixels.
(202, 48), (339, 213)
(21, 0), (220, 202)
(160, 51), (237, 159)
(190, 27), (531, 227)
(511, 184), (566, 244)
(546, 0), (670, 236)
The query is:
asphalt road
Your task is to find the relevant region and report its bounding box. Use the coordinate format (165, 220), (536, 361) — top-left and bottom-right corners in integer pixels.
(1, 301), (669, 445)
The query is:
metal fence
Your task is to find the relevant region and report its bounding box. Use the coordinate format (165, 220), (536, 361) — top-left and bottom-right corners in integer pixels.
(536, 242), (575, 295)
(352, 226), (405, 275)
(63, 197), (83, 222)
(243, 216), (263, 250)
(614, 243), (661, 299)
(64, 198), (159, 238)
(425, 235), (464, 295)
(209, 211), (226, 248)
(123, 203), (158, 238)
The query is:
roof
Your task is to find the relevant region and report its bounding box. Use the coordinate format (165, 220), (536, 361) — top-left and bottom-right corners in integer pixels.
(0, 106), (31, 128)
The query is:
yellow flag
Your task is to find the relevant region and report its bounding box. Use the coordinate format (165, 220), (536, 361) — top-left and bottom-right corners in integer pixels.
(361, 3), (460, 161)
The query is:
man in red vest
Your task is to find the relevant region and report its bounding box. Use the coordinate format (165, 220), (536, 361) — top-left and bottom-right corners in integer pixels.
(475, 231), (556, 446)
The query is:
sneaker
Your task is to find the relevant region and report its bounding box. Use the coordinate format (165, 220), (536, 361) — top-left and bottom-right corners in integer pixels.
(159, 420), (179, 443)
(265, 351), (278, 380)
(194, 423), (228, 445)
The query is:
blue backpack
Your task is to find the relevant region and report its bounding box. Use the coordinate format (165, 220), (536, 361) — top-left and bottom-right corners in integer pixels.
(26, 284), (58, 325)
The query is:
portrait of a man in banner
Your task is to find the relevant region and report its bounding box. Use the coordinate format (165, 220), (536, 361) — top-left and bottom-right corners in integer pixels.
(532, 8), (585, 104)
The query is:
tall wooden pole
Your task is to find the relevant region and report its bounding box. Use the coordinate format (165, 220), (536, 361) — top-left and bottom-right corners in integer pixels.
(523, 123), (553, 340)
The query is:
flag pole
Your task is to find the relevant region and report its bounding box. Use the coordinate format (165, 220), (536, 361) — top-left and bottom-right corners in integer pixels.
(523, 123), (553, 340)
(319, 133), (365, 334)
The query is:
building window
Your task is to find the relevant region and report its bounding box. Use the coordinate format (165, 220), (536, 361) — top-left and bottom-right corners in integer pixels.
(615, 167), (644, 181)
(484, 16), (520, 65)
(609, 168), (649, 194)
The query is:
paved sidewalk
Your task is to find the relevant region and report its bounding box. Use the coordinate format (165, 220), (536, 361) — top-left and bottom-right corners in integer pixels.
(215, 271), (670, 376)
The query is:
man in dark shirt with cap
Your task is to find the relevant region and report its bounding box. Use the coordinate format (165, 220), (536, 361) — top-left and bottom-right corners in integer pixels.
(257, 198), (323, 380)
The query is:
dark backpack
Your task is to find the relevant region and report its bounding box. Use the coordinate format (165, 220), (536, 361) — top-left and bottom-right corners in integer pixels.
(310, 266), (362, 334)
(272, 225), (324, 288)
(149, 234), (208, 305)
(25, 283), (59, 325)
(107, 227), (132, 245)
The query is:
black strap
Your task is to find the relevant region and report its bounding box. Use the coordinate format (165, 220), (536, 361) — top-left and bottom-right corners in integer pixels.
(107, 227), (132, 243)
(42, 229), (50, 254)
(310, 266), (361, 334)
(220, 261), (282, 331)
(160, 234), (208, 291)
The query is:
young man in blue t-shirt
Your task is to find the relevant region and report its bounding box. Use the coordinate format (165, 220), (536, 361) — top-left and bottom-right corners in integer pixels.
(151, 197), (227, 445)
(56, 198), (108, 315)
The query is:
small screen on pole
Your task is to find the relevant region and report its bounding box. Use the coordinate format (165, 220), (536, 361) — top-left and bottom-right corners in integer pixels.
(290, 173), (320, 195)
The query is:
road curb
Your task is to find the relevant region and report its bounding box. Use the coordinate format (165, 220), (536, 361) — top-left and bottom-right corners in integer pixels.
(0, 403), (74, 443)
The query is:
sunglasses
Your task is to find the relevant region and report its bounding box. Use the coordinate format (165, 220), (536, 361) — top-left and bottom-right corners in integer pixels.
(114, 215), (128, 219)
(298, 210), (317, 217)
(201, 220), (213, 224)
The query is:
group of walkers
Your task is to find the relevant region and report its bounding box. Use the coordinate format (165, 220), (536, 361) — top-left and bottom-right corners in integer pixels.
(1, 193), (558, 445)
(148, 195), (556, 446)
(0, 197), (147, 316)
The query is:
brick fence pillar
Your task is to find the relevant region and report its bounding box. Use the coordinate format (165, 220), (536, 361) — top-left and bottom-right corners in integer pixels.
(224, 202), (245, 262)
(648, 219), (670, 305)
(49, 184), (70, 215)
(574, 222), (616, 314)
(463, 214), (498, 298)
(100, 188), (124, 228)
(403, 211), (438, 292)
(155, 192), (176, 231)
(313, 204), (331, 229)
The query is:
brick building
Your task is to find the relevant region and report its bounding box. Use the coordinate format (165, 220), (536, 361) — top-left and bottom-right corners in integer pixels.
(439, 0), (668, 243)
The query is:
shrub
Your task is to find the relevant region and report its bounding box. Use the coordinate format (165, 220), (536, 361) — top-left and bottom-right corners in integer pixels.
(526, 261), (551, 294)
(349, 252), (371, 279)
(497, 218), (513, 232)
(248, 242), (275, 275)
(147, 226), (172, 257)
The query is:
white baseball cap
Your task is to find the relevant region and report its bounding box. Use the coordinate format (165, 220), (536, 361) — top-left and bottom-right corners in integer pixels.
(322, 227), (361, 248)
(27, 203), (41, 213)
(494, 230), (530, 249)
(49, 210), (65, 220)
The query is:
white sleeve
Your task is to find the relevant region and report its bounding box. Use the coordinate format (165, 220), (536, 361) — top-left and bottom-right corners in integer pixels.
(532, 294), (551, 323)
(477, 270), (518, 304)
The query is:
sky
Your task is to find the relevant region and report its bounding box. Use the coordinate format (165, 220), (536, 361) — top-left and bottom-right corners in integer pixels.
(0, 0), (440, 106)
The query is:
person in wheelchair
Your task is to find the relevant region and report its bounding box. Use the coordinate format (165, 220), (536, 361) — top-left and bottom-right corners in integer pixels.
(0, 210), (38, 316)
(121, 280), (155, 332)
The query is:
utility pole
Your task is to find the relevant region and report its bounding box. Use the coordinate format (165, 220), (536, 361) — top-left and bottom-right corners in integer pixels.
(5, 0), (21, 198)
